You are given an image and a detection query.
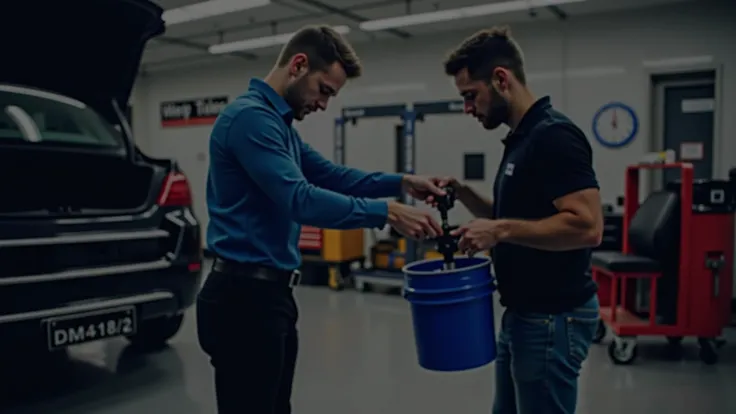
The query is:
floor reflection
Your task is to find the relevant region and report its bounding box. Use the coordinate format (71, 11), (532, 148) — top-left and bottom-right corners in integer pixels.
(0, 339), (200, 414)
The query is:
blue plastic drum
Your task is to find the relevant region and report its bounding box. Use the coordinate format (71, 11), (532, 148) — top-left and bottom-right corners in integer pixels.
(402, 256), (497, 372)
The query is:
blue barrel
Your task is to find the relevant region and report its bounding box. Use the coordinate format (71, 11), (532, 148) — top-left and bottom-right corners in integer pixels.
(402, 256), (496, 372)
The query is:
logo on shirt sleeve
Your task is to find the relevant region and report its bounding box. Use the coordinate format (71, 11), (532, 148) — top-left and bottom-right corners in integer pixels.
(504, 163), (515, 176)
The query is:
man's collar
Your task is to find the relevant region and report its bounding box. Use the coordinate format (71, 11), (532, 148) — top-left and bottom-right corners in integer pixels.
(248, 78), (294, 124)
(502, 96), (552, 146)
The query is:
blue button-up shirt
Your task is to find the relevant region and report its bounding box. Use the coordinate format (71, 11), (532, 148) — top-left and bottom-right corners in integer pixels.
(206, 79), (403, 270)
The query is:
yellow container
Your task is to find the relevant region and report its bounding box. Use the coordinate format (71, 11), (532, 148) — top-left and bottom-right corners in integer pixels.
(373, 251), (405, 269)
(300, 226), (364, 263)
(321, 229), (364, 262)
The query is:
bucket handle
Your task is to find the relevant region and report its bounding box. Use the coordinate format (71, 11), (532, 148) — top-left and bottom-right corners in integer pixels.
(404, 288), (495, 306)
(403, 280), (494, 295)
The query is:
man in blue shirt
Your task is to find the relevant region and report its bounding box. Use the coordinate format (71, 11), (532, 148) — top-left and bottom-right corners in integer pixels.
(196, 25), (445, 414)
(431, 27), (605, 414)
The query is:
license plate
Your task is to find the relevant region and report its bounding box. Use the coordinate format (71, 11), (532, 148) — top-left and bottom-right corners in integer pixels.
(45, 306), (137, 350)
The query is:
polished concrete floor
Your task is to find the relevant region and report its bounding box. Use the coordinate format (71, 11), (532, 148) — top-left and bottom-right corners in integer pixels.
(2, 280), (735, 414)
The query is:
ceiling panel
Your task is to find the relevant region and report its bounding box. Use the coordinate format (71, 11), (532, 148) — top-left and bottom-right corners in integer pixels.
(140, 0), (698, 71)
(353, 0), (504, 20)
(142, 42), (204, 63)
(160, 3), (299, 38)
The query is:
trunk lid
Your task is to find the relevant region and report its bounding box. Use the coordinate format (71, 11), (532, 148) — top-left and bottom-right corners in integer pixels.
(0, 0), (165, 123)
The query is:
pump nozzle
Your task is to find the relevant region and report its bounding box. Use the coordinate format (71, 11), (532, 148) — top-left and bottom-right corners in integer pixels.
(434, 186), (459, 269)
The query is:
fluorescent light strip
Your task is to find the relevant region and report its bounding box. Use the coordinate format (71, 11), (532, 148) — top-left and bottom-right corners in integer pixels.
(360, 0), (587, 31)
(642, 55), (713, 68)
(163, 0), (271, 26)
(209, 25), (351, 54)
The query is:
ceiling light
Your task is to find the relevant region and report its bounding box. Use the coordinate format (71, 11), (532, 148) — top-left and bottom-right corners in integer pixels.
(209, 25), (351, 54)
(359, 0), (587, 31)
(163, 0), (271, 26)
(642, 55), (714, 68)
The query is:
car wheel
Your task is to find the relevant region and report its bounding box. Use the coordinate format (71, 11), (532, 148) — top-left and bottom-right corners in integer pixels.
(126, 314), (184, 350)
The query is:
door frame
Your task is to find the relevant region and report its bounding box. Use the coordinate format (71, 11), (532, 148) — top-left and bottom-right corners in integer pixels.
(646, 63), (725, 183)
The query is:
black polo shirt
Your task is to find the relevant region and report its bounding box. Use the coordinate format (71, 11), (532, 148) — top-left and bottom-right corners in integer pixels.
(491, 96), (598, 313)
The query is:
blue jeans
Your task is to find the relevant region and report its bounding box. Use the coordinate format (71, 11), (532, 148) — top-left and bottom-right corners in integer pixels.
(492, 294), (599, 414)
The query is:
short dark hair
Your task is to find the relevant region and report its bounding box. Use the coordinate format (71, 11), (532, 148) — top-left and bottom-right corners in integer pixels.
(443, 26), (526, 84)
(277, 25), (362, 78)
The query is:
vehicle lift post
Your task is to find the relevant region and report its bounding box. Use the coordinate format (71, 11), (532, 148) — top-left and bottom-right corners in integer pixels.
(335, 100), (465, 292)
(335, 103), (415, 291)
(412, 99), (466, 271)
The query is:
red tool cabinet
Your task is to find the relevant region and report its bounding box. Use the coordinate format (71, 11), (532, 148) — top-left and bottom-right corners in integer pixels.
(591, 162), (734, 365)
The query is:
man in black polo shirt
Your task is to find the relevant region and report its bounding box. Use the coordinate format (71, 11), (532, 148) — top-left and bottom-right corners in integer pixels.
(435, 27), (604, 414)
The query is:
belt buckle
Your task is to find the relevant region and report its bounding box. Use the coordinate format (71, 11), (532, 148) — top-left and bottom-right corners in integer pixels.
(289, 270), (301, 288)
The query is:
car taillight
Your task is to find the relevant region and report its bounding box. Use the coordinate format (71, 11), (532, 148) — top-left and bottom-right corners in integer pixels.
(157, 172), (192, 207)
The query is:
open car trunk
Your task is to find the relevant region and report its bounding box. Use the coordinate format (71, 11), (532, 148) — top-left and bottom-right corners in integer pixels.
(0, 147), (155, 216)
(0, 0), (166, 217)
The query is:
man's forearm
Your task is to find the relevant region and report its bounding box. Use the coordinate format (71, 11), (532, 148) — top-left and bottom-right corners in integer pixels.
(496, 213), (601, 251)
(293, 187), (389, 230)
(457, 184), (494, 218)
(299, 142), (403, 198)
(320, 169), (403, 198)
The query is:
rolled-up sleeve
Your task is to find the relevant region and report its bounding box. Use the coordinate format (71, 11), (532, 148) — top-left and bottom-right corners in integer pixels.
(225, 108), (389, 229)
(536, 124), (599, 201)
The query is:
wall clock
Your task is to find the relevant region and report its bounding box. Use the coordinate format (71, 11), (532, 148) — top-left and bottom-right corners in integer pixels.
(592, 101), (639, 148)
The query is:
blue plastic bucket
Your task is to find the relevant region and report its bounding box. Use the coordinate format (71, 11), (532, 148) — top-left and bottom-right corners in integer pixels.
(402, 256), (496, 372)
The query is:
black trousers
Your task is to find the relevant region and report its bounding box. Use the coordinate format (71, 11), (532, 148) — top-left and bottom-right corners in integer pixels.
(196, 268), (299, 414)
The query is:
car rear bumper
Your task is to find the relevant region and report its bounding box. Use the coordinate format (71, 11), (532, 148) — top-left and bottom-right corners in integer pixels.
(0, 205), (204, 350)
(0, 262), (202, 349)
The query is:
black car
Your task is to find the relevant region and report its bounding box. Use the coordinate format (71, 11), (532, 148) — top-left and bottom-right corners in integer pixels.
(0, 0), (203, 353)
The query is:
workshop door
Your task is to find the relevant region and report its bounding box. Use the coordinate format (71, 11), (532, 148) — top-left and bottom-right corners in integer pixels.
(656, 74), (716, 186)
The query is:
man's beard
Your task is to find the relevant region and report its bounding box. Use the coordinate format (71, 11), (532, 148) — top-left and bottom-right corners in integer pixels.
(482, 85), (511, 130)
(284, 77), (309, 120)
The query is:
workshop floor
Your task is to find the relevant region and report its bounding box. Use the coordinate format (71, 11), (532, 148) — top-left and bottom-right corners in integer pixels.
(2, 271), (735, 414)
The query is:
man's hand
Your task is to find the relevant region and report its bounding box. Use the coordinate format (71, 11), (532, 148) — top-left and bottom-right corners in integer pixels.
(387, 201), (443, 240)
(418, 176), (461, 207)
(402, 175), (447, 202)
(451, 218), (509, 256)
(422, 177), (496, 219)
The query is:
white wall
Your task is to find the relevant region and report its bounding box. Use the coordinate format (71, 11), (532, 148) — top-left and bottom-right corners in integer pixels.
(133, 1), (736, 293)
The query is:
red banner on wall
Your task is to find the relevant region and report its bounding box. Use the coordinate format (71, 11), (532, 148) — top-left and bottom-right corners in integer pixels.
(160, 96), (228, 128)
(299, 226), (322, 249)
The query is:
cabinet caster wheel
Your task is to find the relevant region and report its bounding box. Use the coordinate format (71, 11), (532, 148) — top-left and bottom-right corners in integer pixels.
(608, 336), (637, 365)
(698, 337), (719, 365)
(592, 320), (606, 344)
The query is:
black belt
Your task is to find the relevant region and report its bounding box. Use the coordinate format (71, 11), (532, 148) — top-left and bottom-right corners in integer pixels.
(212, 258), (301, 288)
